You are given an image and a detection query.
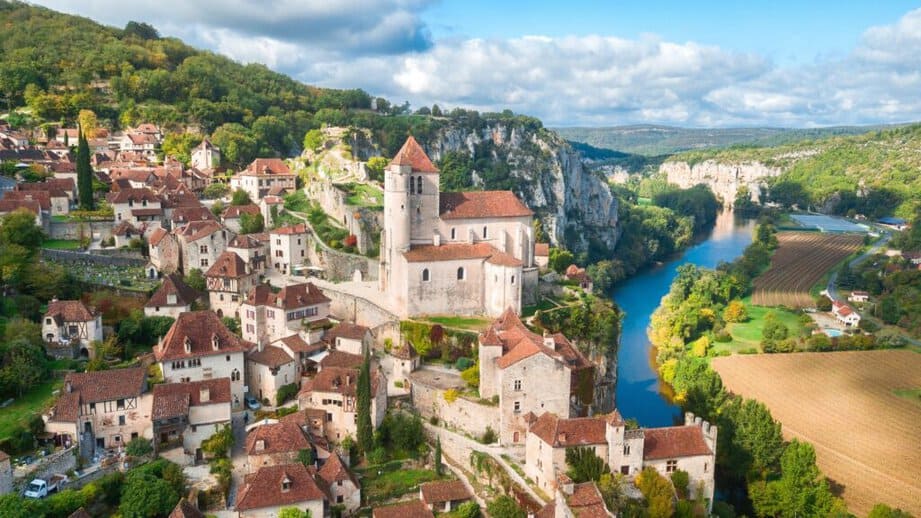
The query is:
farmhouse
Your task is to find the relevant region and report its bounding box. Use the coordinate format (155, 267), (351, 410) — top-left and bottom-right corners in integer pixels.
(246, 341), (298, 404)
(325, 322), (372, 356)
(832, 300), (861, 326)
(42, 298), (103, 357)
(319, 453), (361, 513)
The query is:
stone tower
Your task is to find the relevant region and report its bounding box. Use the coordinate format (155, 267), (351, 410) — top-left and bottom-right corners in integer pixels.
(191, 138), (221, 170)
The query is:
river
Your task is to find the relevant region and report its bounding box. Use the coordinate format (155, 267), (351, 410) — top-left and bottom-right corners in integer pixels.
(612, 210), (756, 427)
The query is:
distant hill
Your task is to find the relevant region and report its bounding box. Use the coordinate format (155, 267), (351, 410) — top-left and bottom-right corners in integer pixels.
(554, 124), (903, 156)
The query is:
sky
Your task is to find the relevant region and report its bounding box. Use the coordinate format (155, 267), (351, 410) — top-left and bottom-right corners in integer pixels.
(33, 1), (921, 128)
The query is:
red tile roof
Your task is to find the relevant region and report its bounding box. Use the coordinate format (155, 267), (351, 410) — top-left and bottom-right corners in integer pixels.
(46, 299), (96, 322)
(171, 206), (216, 225)
(482, 308), (589, 371)
(246, 282), (330, 309)
(205, 251), (249, 279)
(236, 463), (326, 511)
(0, 199), (41, 215)
(248, 345), (295, 368)
(245, 421), (310, 455)
(4, 190), (51, 210)
(300, 366), (380, 398)
(403, 242), (521, 267)
(228, 234), (264, 249)
(52, 368), (146, 422)
(566, 482), (611, 518)
(318, 453), (358, 487)
(529, 413), (607, 447)
(168, 498), (205, 518)
(320, 350), (364, 369)
(175, 220), (224, 242)
(131, 208), (163, 217)
(149, 227), (169, 246)
(106, 187), (161, 205)
(326, 322), (370, 344)
(155, 311), (252, 362)
(276, 334), (324, 354)
(373, 499), (435, 518)
(439, 191), (533, 220)
(145, 274), (200, 308)
(152, 378), (232, 420)
(270, 223), (308, 235)
(420, 480), (472, 504)
(223, 204), (261, 219)
(642, 425), (712, 460)
(389, 136), (438, 173)
(112, 220), (140, 236)
(244, 158), (292, 176)
(535, 243), (550, 257)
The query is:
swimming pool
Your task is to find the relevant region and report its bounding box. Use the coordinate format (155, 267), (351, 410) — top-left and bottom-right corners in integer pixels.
(824, 328), (844, 337)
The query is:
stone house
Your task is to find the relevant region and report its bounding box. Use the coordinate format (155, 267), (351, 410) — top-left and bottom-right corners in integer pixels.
(525, 411), (717, 510)
(280, 409), (333, 462)
(222, 204), (262, 233)
(175, 220), (234, 274)
(478, 308), (592, 444)
(0, 198), (42, 226)
(12, 183), (71, 215)
(419, 480), (473, 512)
(148, 227), (180, 274)
(0, 450), (12, 496)
(535, 481), (614, 518)
(191, 139), (220, 171)
(386, 342), (419, 394)
(42, 299), (103, 357)
(151, 378), (231, 459)
(319, 453), (361, 513)
(247, 342), (298, 405)
(275, 334), (326, 378)
(325, 322), (372, 356)
(154, 311), (253, 409)
(297, 365), (386, 443)
(170, 205), (217, 229)
(534, 243), (550, 270)
(235, 463), (327, 518)
(106, 187), (163, 233)
(241, 282), (331, 346)
(379, 137), (539, 318)
(45, 367), (152, 457)
(144, 273), (201, 318)
(259, 195), (284, 227)
(168, 499), (205, 518)
(205, 251), (258, 319)
(373, 499), (434, 518)
(269, 224), (309, 275)
(111, 221), (141, 248)
(245, 420), (312, 472)
(230, 158), (296, 202)
(227, 234), (268, 274)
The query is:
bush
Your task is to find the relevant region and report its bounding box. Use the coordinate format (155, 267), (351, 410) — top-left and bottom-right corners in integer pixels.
(454, 357), (474, 371)
(276, 383), (299, 406)
(670, 469), (690, 499)
(443, 388), (459, 404)
(201, 425), (234, 458)
(480, 427), (497, 444)
(367, 447), (387, 465)
(460, 362), (479, 388)
(125, 437), (153, 457)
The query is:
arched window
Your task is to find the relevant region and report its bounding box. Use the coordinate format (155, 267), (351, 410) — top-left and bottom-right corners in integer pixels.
(483, 226), (488, 238)
(450, 227), (456, 240)
(511, 275), (516, 285)
(231, 369), (240, 382)
(457, 267), (465, 280)
(422, 268), (430, 282)
(417, 176), (423, 194)
(409, 176), (415, 194)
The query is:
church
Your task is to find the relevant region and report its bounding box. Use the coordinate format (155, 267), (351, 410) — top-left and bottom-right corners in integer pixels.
(379, 137), (539, 318)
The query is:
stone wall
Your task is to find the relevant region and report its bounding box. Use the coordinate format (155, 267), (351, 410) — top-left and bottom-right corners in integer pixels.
(41, 249), (146, 267)
(306, 179), (383, 255)
(305, 232), (379, 282)
(320, 285), (398, 328)
(410, 376), (498, 438)
(48, 220), (115, 240)
(15, 447), (77, 492)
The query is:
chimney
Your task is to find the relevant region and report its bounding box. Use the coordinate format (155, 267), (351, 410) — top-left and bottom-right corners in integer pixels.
(433, 233), (441, 246)
(65, 381), (72, 393)
(211, 333), (220, 351)
(199, 386), (210, 403)
(255, 439), (265, 452)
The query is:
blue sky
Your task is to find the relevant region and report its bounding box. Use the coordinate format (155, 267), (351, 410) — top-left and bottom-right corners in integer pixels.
(34, 1), (921, 127)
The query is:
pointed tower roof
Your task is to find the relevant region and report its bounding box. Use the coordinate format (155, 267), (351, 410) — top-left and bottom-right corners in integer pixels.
(390, 136), (438, 173)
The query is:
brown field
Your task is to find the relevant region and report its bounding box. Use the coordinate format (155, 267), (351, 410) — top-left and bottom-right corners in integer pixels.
(712, 350), (921, 516)
(752, 232), (863, 307)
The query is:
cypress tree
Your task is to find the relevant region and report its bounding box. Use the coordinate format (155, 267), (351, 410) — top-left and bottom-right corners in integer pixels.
(76, 124), (94, 210)
(356, 353), (373, 454)
(434, 436), (443, 475)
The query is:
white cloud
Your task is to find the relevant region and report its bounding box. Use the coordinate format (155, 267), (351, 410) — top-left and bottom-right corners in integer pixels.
(30, 3), (921, 126)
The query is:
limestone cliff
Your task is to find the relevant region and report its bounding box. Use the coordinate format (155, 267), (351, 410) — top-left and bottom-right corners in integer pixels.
(660, 160), (784, 205)
(422, 122), (620, 255)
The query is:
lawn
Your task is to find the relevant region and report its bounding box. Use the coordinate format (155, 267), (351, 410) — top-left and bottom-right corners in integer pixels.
(0, 379), (62, 441)
(894, 388), (921, 408)
(424, 315), (492, 331)
(522, 297), (561, 318)
(716, 297), (805, 353)
(340, 182), (383, 209)
(42, 239), (83, 250)
(361, 467), (445, 504)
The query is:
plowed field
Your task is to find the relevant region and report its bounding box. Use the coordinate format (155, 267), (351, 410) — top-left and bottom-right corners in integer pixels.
(752, 232), (863, 307)
(712, 350), (921, 516)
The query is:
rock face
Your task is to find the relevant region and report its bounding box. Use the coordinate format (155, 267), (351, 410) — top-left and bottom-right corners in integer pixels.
(660, 160), (783, 206)
(424, 122), (620, 255)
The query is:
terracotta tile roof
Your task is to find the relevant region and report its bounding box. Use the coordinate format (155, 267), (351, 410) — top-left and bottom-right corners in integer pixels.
(276, 334), (325, 354)
(4, 190), (50, 210)
(155, 311), (252, 362)
(403, 242), (520, 267)
(152, 378), (231, 420)
(535, 502), (555, 518)
(483, 308), (589, 371)
(487, 250), (524, 267)
(127, 133), (158, 145)
(247, 282), (330, 309)
(46, 300), (96, 322)
(145, 274), (200, 308)
(176, 220), (224, 242)
(529, 413), (607, 447)
(168, 498), (205, 518)
(106, 187), (161, 204)
(535, 243), (550, 257)
(0, 199), (41, 215)
(643, 425), (712, 460)
(171, 206), (216, 225)
(318, 453), (358, 487)
(223, 204), (261, 219)
(439, 191), (532, 220)
(326, 322), (370, 342)
(566, 482), (611, 518)
(205, 251), (249, 279)
(236, 463), (326, 511)
(420, 480), (472, 504)
(245, 284), (274, 306)
(149, 227), (169, 246)
(131, 207), (163, 217)
(373, 499), (435, 518)
(52, 368), (146, 422)
(15, 182), (71, 197)
(267, 184), (289, 196)
(392, 342), (418, 360)
(245, 421), (311, 455)
(605, 409), (625, 427)
(300, 366), (380, 398)
(228, 234), (263, 249)
(242, 158), (292, 176)
(270, 223), (308, 235)
(389, 136), (438, 173)
(249, 345), (295, 368)
(320, 350), (364, 369)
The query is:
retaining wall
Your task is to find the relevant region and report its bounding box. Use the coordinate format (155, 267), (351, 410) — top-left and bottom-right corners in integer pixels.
(48, 220), (115, 240)
(41, 249), (146, 267)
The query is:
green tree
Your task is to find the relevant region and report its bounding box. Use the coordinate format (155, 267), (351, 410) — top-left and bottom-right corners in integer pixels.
(303, 129), (324, 151)
(201, 425), (234, 458)
(231, 189), (253, 206)
(161, 132), (201, 165)
(635, 467), (673, 518)
(76, 125), (95, 210)
(723, 300), (748, 323)
(548, 247), (575, 274)
(670, 470), (690, 499)
(239, 212), (265, 234)
(487, 496), (526, 518)
(366, 156), (388, 182)
(0, 209), (45, 287)
(356, 354), (373, 454)
(125, 437), (153, 457)
(185, 269), (206, 292)
(587, 260), (621, 293)
(453, 502), (480, 518)
(297, 448), (315, 467)
(0, 336), (49, 397)
(565, 447), (611, 483)
(753, 440), (839, 518)
(279, 508), (312, 518)
(878, 296), (900, 325)
(597, 473), (627, 513)
(203, 182), (230, 199)
(762, 312), (789, 341)
(434, 436), (443, 475)
(119, 473), (179, 518)
(867, 504), (914, 518)
(211, 123), (258, 167)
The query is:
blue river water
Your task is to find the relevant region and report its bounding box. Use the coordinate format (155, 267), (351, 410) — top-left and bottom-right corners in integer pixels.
(612, 211), (756, 427)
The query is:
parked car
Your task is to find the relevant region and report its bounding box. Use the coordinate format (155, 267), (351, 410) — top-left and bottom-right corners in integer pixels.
(244, 393), (261, 410)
